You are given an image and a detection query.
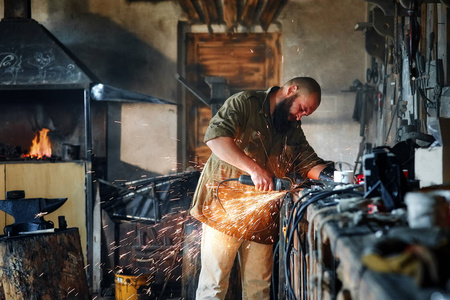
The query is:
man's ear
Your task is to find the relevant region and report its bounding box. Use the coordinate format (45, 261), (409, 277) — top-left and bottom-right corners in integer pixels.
(287, 85), (298, 96)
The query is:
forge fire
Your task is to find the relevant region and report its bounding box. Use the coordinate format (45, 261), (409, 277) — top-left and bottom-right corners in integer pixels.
(22, 128), (52, 160)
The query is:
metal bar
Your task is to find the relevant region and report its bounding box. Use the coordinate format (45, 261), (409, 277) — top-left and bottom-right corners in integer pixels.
(175, 73), (210, 106)
(84, 88), (93, 289)
(90, 83), (175, 105)
(92, 182), (102, 294)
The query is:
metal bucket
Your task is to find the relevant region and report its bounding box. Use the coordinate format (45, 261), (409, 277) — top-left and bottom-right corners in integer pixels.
(115, 272), (152, 300)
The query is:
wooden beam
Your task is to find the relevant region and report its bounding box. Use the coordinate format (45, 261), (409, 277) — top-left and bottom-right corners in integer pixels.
(201, 0), (219, 24)
(241, 0), (259, 28)
(224, 0), (238, 32)
(177, 0), (201, 22)
(259, 0), (288, 31)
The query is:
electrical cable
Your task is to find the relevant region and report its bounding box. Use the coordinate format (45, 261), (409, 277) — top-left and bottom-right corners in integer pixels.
(284, 190), (336, 299)
(215, 178), (239, 212)
(272, 240), (280, 300)
(282, 186), (363, 300)
(279, 191), (311, 299)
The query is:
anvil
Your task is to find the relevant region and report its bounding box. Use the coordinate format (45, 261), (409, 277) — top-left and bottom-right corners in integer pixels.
(0, 197), (67, 236)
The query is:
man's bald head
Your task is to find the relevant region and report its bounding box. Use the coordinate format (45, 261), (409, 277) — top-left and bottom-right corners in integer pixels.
(283, 77), (321, 104)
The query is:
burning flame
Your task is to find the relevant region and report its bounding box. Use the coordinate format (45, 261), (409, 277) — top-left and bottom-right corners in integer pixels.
(24, 128), (52, 159)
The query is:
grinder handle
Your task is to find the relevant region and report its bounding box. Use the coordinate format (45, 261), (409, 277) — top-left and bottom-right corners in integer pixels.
(238, 175), (255, 186)
(238, 175), (288, 191)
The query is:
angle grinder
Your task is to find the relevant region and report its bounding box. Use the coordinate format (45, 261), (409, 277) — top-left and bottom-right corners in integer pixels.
(238, 175), (292, 191)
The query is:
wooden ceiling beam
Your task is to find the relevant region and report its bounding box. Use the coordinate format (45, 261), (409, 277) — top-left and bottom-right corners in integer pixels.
(177, 0), (201, 22)
(223, 0), (238, 32)
(178, 0), (287, 31)
(259, 0), (287, 31)
(241, 0), (259, 28)
(200, 0), (219, 25)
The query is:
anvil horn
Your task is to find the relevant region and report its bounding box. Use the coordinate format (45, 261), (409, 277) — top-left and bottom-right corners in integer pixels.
(0, 198), (68, 223)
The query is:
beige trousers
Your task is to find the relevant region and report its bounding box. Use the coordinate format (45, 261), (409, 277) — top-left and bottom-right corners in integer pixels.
(195, 224), (273, 300)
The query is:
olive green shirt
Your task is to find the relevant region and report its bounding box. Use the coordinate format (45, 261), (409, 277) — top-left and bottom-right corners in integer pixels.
(190, 87), (325, 244)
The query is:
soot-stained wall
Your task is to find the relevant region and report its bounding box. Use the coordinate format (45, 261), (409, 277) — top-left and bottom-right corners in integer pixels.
(0, 0), (367, 177)
(280, 0), (366, 169)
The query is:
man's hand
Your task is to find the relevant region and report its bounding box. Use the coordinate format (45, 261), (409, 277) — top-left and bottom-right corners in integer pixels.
(249, 168), (274, 191)
(206, 137), (274, 191)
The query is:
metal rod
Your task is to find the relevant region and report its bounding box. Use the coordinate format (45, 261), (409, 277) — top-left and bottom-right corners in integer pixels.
(175, 73), (210, 106)
(84, 88), (94, 288)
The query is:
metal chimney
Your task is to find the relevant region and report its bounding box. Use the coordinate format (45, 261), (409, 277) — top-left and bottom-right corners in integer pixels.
(4, 0), (31, 20)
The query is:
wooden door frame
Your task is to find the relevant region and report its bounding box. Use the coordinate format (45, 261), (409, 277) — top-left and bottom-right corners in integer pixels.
(177, 27), (282, 170)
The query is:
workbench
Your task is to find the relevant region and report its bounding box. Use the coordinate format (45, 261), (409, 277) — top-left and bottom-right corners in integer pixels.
(279, 189), (450, 300)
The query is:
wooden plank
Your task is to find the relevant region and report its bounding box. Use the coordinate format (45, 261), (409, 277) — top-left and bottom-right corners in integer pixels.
(177, 0), (201, 22)
(259, 0), (287, 31)
(241, 0), (259, 28)
(190, 33), (281, 91)
(223, 0), (238, 32)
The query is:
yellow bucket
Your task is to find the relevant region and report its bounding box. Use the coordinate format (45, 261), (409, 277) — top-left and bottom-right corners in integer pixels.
(115, 272), (151, 300)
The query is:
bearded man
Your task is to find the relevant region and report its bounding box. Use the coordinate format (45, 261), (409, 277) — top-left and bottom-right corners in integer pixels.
(190, 77), (335, 300)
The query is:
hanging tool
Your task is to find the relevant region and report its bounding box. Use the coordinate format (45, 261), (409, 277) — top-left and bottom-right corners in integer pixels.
(366, 56), (379, 84)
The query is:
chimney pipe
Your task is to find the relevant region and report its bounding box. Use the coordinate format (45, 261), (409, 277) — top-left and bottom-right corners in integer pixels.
(4, 0), (31, 19)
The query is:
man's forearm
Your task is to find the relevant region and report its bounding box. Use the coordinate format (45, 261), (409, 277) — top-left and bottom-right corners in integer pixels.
(206, 137), (262, 174)
(206, 137), (274, 190)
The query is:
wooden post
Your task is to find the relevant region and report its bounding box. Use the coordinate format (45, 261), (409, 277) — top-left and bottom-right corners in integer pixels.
(0, 228), (89, 299)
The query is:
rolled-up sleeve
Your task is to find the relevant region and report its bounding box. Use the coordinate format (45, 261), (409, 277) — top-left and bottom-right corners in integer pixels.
(204, 93), (249, 143)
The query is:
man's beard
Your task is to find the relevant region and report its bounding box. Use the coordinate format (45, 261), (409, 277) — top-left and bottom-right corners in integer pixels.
(273, 95), (296, 134)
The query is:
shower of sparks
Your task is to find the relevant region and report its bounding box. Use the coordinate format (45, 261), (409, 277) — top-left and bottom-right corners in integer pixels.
(109, 210), (201, 297)
(102, 135), (349, 296)
(206, 181), (288, 239)
(106, 187), (289, 294)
